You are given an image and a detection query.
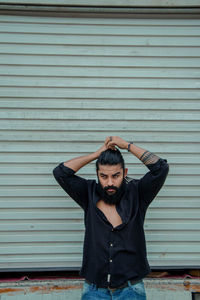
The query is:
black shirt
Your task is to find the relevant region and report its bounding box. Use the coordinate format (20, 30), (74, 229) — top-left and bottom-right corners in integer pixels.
(53, 158), (169, 288)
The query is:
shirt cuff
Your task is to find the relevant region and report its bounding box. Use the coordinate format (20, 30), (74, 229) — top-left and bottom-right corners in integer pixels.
(146, 158), (168, 172)
(60, 163), (76, 175)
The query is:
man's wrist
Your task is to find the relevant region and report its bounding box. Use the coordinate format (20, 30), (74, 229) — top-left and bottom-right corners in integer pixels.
(93, 151), (100, 160)
(127, 142), (133, 152)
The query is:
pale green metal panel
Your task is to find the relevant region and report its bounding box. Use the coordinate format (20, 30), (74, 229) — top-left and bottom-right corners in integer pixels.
(0, 13), (200, 271)
(1, 0), (200, 7)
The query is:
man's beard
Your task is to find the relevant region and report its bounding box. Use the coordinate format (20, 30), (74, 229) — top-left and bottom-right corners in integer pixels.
(96, 179), (126, 205)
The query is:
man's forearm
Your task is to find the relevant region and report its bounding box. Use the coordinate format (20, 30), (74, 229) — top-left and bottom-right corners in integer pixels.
(129, 143), (159, 166)
(63, 143), (107, 173)
(63, 152), (98, 173)
(105, 136), (160, 166)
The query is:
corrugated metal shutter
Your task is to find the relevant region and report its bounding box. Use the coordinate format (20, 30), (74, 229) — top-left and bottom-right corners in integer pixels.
(0, 12), (200, 271)
(2, 0), (200, 7)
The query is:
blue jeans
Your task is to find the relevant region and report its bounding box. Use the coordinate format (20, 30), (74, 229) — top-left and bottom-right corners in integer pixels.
(81, 280), (146, 300)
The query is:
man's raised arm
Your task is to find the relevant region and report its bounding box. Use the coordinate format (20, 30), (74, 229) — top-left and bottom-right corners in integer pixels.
(63, 143), (107, 173)
(53, 143), (107, 210)
(105, 135), (160, 166)
(105, 136), (169, 209)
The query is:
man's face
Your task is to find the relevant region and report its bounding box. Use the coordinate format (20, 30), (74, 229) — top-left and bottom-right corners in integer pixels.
(97, 164), (127, 195)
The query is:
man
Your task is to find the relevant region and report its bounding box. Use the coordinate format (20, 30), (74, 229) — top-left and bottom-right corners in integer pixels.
(53, 136), (169, 300)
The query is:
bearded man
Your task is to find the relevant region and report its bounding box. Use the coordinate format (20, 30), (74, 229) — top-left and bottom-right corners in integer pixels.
(53, 136), (169, 300)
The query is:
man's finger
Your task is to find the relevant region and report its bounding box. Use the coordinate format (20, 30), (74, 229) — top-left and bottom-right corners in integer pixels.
(105, 137), (113, 147)
(107, 141), (117, 148)
(104, 136), (110, 145)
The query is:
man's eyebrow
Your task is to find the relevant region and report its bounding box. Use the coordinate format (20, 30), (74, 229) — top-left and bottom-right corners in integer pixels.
(99, 171), (121, 176)
(99, 172), (107, 176)
(113, 172), (121, 176)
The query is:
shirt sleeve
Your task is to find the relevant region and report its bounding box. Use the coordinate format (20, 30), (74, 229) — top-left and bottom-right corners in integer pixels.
(138, 158), (169, 211)
(53, 163), (89, 211)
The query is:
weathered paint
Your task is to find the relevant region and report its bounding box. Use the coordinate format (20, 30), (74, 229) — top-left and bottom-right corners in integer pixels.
(0, 279), (83, 299)
(0, 278), (200, 299)
(145, 278), (200, 300)
(0, 287), (25, 294)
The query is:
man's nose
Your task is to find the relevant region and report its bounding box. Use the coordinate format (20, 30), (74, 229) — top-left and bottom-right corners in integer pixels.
(107, 177), (113, 186)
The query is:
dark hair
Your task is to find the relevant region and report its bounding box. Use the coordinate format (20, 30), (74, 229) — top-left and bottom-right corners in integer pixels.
(96, 148), (125, 171)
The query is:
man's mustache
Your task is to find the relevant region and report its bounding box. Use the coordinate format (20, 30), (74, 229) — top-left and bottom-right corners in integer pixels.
(104, 185), (118, 191)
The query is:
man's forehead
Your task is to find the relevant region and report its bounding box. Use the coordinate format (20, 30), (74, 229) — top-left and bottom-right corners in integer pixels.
(98, 164), (123, 174)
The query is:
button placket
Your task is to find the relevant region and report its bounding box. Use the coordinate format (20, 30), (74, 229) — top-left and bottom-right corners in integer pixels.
(108, 227), (115, 285)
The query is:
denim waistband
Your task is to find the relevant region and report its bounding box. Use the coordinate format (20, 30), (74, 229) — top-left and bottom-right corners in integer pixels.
(85, 278), (142, 291)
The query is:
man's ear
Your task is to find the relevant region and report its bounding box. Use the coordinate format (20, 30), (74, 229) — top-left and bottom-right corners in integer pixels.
(124, 168), (128, 178)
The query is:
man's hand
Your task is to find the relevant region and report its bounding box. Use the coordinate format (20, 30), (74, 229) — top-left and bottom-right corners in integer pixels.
(104, 136), (129, 151)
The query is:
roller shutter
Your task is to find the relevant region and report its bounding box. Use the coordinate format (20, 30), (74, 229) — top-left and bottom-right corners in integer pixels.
(0, 11), (200, 271)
